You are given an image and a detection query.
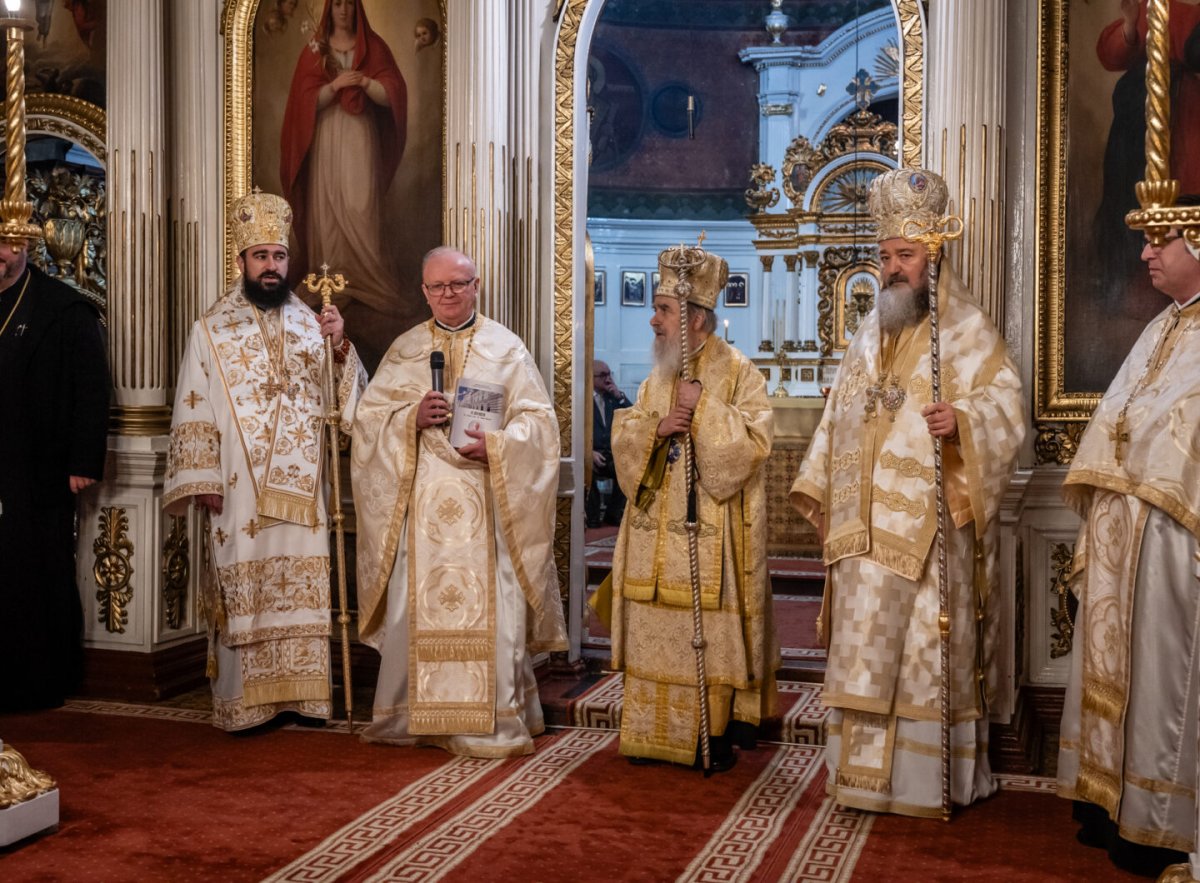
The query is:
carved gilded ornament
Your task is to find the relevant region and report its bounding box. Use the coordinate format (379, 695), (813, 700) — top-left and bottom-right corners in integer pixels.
(744, 163), (779, 213)
(93, 507), (134, 634)
(1034, 422), (1088, 466)
(1049, 542), (1076, 659)
(817, 245), (877, 356)
(0, 744), (55, 810)
(162, 515), (190, 631)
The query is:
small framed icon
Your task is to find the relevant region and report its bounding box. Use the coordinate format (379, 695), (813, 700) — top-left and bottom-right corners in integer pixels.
(594, 269), (606, 305)
(621, 270), (646, 307)
(724, 272), (749, 307)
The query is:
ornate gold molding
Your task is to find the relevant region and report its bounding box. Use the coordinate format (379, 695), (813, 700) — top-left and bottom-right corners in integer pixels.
(93, 506), (134, 634)
(1034, 0), (1097, 423)
(552, 0), (590, 587)
(896, 0), (924, 168)
(817, 245), (875, 356)
(0, 744), (55, 810)
(1049, 542), (1076, 659)
(162, 515), (189, 630)
(25, 93), (106, 164)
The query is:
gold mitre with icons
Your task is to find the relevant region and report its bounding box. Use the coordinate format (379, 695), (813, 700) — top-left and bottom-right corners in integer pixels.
(867, 168), (950, 242)
(230, 188), (292, 256)
(656, 244), (729, 311)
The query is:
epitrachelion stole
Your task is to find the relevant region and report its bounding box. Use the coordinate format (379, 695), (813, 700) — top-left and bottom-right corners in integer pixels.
(406, 429), (497, 735)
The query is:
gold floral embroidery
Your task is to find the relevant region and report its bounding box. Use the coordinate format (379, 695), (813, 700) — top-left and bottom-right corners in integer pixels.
(167, 421), (221, 479)
(217, 554), (330, 619)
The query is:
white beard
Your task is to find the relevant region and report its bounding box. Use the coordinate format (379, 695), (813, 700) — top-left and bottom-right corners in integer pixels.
(877, 281), (928, 335)
(652, 334), (682, 375)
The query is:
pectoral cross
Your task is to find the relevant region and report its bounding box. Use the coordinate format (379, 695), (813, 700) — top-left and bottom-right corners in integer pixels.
(1111, 414), (1130, 466)
(260, 379), (300, 401)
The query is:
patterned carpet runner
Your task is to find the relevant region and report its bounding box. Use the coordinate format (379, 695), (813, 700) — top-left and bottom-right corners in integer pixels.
(0, 703), (1144, 881)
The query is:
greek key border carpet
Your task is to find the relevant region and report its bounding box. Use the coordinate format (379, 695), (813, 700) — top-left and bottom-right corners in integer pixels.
(0, 702), (1142, 882)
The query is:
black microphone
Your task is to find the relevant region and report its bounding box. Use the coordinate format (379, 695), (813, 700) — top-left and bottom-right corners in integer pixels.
(430, 350), (445, 394)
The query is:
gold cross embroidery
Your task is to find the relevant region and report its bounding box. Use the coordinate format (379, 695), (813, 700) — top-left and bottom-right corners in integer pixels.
(214, 527), (228, 546)
(220, 316), (246, 335)
(184, 390), (203, 410)
(242, 519), (261, 539)
(229, 473), (238, 488)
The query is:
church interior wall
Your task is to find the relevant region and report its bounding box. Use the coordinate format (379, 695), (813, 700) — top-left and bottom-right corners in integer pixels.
(15, 0), (1159, 765)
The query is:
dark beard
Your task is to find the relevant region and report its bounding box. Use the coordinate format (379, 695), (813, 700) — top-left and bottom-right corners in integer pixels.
(244, 274), (290, 310)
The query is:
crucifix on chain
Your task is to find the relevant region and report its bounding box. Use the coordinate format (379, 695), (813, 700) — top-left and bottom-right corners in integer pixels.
(1110, 414), (1130, 466)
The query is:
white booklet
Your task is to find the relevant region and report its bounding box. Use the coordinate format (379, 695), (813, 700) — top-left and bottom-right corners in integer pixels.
(449, 376), (506, 448)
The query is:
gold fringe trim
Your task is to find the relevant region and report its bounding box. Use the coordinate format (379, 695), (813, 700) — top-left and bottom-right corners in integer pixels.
(1076, 764), (1121, 814)
(256, 489), (319, 528)
(243, 676), (330, 708)
(410, 707), (494, 736)
(1081, 677), (1126, 723)
(826, 530), (869, 563)
(837, 770), (892, 794)
(413, 636), (492, 662)
(867, 542), (924, 581)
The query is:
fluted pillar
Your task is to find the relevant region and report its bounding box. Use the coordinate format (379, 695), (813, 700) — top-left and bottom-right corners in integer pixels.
(73, 0), (206, 697)
(106, 0), (169, 435)
(925, 0), (1007, 327)
(167, 0), (223, 366)
(444, 0), (547, 353)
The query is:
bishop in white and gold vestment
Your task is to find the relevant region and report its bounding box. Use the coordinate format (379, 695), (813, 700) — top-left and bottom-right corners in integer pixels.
(352, 247), (566, 758)
(608, 245), (778, 769)
(1058, 221), (1200, 875)
(164, 191), (366, 731)
(791, 169), (1025, 816)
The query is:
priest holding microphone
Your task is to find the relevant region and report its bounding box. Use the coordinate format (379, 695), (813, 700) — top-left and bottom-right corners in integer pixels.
(351, 246), (567, 757)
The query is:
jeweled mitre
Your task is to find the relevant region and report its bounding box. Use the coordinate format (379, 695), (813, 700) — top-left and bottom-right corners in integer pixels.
(230, 189), (292, 256)
(656, 246), (729, 311)
(867, 168), (949, 242)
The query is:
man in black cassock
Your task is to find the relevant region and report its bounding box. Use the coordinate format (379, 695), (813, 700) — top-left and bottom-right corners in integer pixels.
(0, 238), (109, 711)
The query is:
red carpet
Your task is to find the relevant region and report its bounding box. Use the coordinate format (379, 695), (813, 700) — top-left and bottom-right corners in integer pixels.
(0, 703), (1149, 881)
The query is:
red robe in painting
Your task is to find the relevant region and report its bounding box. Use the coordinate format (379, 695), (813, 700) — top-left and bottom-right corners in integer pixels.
(279, 0), (407, 286)
(1097, 0), (1200, 192)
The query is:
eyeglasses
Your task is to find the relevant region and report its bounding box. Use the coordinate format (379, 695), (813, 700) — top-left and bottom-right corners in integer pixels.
(423, 278), (476, 296)
(1143, 234), (1182, 249)
(594, 371), (612, 379)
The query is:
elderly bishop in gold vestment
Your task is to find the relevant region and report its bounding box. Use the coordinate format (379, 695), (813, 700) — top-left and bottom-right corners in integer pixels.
(609, 245), (778, 771)
(352, 247), (567, 758)
(791, 169), (1025, 816)
(164, 190), (367, 731)
(1058, 214), (1200, 877)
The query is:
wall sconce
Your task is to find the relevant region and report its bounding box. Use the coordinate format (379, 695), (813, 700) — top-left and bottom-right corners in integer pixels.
(816, 83), (827, 96)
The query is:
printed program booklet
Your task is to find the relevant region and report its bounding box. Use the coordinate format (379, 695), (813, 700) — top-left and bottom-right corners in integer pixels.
(449, 377), (506, 448)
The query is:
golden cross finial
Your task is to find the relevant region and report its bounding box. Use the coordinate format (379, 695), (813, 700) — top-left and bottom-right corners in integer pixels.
(697, 230), (707, 247)
(303, 263), (349, 308)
